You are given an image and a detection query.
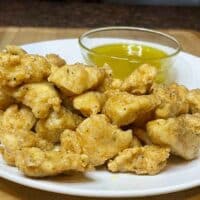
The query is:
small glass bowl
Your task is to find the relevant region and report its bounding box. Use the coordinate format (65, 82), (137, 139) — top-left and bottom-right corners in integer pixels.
(79, 26), (181, 82)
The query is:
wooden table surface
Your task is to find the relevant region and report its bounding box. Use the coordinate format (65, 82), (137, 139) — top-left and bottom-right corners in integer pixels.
(0, 27), (199, 200)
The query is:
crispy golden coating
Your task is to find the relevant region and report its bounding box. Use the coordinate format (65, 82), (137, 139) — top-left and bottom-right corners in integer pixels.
(60, 129), (82, 154)
(0, 53), (51, 87)
(48, 64), (105, 96)
(36, 106), (83, 143)
(103, 91), (159, 126)
(0, 45), (199, 177)
(129, 135), (142, 148)
(2, 104), (36, 130)
(121, 64), (157, 95)
(76, 114), (133, 166)
(132, 128), (152, 145)
(0, 87), (15, 110)
(73, 91), (106, 117)
(153, 83), (189, 119)
(45, 54), (66, 67)
(187, 89), (200, 113)
(4, 45), (27, 56)
(147, 114), (200, 160)
(97, 64), (122, 92)
(0, 129), (53, 166)
(15, 147), (91, 177)
(13, 83), (61, 118)
(108, 145), (170, 175)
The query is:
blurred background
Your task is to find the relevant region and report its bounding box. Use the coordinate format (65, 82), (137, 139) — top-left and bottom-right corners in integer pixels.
(0, 0), (199, 29)
(106, 0), (200, 6)
(0, 0), (199, 55)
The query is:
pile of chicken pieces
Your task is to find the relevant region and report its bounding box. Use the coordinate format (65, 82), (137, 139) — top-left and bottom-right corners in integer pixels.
(0, 45), (199, 177)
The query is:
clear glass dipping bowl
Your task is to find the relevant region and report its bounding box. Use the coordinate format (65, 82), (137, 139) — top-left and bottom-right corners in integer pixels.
(79, 26), (181, 82)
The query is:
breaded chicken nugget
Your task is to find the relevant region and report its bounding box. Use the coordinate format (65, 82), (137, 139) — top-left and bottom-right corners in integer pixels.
(36, 106), (82, 143)
(15, 147), (91, 177)
(121, 64), (157, 95)
(48, 64), (105, 96)
(0, 52), (51, 87)
(77, 114), (133, 166)
(13, 83), (61, 118)
(0, 129), (53, 166)
(108, 145), (170, 175)
(4, 45), (27, 56)
(45, 54), (66, 67)
(103, 91), (159, 126)
(147, 113), (200, 160)
(2, 104), (36, 130)
(73, 91), (106, 117)
(153, 83), (189, 119)
(60, 129), (82, 154)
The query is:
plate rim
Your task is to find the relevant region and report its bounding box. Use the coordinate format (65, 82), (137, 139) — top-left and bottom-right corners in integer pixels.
(0, 39), (199, 197)
(0, 165), (199, 197)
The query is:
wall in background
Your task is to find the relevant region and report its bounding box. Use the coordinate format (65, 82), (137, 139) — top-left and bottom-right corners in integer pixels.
(105, 0), (200, 6)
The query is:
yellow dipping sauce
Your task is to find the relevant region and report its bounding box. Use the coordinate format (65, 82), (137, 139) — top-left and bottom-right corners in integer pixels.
(88, 43), (170, 82)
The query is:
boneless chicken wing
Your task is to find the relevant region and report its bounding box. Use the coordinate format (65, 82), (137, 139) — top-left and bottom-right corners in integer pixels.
(13, 83), (61, 118)
(0, 51), (51, 87)
(108, 145), (170, 175)
(76, 114), (133, 166)
(4, 45), (27, 56)
(153, 83), (189, 119)
(48, 64), (105, 96)
(2, 104), (36, 130)
(147, 113), (200, 160)
(73, 91), (106, 117)
(103, 91), (159, 126)
(60, 129), (82, 154)
(0, 129), (53, 166)
(45, 54), (66, 67)
(15, 147), (91, 177)
(121, 64), (157, 95)
(36, 106), (82, 143)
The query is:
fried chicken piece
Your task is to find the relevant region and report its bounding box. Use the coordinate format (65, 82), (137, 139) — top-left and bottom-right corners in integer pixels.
(97, 64), (122, 92)
(13, 83), (61, 118)
(0, 52), (51, 87)
(129, 135), (142, 148)
(121, 64), (157, 95)
(0, 129), (53, 166)
(147, 114), (200, 160)
(48, 64), (105, 96)
(103, 91), (159, 126)
(187, 89), (200, 113)
(108, 145), (170, 175)
(0, 87), (15, 110)
(4, 45), (27, 56)
(60, 129), (82, 154)
(36, 106), (82, 143)
(132, 128), (152, 145)
(76, 114), (133, 166)
(15, 147), (91, 177)
(45, 54), (66, 67)
(153, 83), (189, 119)
(73, 91), (106, 117)
(2, 104), (36, 130)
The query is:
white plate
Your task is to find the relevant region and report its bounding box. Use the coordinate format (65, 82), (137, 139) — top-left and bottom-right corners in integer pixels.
(0, 39), (200, 197)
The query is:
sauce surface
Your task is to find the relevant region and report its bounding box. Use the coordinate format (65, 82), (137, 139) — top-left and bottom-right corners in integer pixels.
(89, 43), (169, 81)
